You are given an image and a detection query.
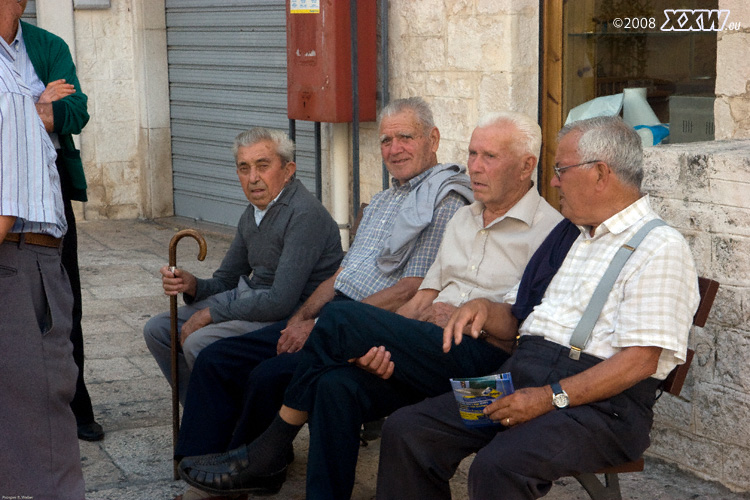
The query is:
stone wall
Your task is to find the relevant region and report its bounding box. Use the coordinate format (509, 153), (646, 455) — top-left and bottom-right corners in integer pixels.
(60, 0), (171, 220)
(644, 139), (750, 492)
(716, 0), (750, 140)
(355, 0), (541, 203)
(74, 1), (140, 219)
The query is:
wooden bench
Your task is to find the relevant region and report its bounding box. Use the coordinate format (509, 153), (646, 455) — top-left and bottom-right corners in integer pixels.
(573, 276), (720, 500)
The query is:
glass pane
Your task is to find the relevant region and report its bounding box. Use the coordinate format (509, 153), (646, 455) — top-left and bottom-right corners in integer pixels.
(563, 0), (717, 144)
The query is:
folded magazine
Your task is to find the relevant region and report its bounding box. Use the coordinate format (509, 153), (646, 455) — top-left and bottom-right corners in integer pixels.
(449, 373), (515, 427)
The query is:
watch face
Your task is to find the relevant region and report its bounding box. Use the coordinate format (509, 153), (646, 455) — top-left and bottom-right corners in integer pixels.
(553, 392), (569, 408)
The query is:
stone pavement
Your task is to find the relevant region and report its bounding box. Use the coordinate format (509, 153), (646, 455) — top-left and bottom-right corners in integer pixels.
(76, 217), (750, 500)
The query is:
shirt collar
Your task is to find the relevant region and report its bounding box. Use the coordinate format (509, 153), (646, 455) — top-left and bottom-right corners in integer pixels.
(250, 186), (286, 224)
(0, 24), (22, 63)
(469, 184), (543, 228)
(579, 194), (652, 239)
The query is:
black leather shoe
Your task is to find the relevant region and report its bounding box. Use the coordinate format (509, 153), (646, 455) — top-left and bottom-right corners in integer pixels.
(77, 421), (104, 441)
(178, 445), (286, 496)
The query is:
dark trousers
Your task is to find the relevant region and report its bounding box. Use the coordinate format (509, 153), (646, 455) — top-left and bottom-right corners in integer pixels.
(59, 159), (95, 425)
(284, 301), (510, 500)
(377, 336), (661, 500)
(175, 320), (289, 458)
(176, 296), (354, 459)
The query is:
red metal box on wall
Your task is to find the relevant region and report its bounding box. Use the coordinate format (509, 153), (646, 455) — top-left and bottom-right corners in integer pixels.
(286, 0), (377, 123)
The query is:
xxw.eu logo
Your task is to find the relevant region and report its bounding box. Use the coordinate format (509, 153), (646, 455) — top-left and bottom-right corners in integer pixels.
(661, 9), (735, 31)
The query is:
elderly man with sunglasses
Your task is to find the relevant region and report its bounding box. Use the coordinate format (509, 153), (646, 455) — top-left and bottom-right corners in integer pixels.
(375, 115), (700, 500)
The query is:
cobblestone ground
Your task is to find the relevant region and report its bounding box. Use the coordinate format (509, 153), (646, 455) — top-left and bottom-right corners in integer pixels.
(77, 218), (750, 500)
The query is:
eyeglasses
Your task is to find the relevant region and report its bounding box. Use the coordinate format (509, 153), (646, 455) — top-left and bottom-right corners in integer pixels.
(553, 160), (600, 180)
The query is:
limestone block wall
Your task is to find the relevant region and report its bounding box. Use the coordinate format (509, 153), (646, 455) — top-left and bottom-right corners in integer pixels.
(74, 1), (140, 219)
(69, 0), (171, 220)
(716, 0), (750, 140)
(355, 0), (541, 203)
(644, 139), (750, 492)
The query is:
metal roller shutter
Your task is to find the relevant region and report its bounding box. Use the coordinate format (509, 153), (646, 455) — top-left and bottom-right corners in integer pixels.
(22, 1), (37, 24)
(166, 0), (316, 226)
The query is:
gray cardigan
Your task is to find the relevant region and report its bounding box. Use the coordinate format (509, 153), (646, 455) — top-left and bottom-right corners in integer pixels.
(186, 179), (343, 323)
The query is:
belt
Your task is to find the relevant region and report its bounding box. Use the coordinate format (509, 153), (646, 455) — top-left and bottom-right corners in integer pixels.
(4, 232), (63, 248)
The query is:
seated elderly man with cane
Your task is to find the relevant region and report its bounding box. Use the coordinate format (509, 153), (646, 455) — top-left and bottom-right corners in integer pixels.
(177, 110), (563, 500)
(143, 127), (344, 403)
(375, 115), (701, 500)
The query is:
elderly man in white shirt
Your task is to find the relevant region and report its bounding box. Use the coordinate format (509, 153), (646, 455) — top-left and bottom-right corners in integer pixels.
(376, 115), (700, 500)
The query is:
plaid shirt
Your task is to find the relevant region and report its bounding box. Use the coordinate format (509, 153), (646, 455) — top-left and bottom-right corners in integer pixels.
(335, 168), (466, 301)
(509, 196), (699, 379)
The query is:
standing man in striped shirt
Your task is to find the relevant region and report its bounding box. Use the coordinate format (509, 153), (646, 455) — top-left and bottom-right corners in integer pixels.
(1, 0), (101, 441)
(0, 34), (85, 500)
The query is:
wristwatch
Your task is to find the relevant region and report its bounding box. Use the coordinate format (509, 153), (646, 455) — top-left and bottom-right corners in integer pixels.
(550, 382), (569, 409)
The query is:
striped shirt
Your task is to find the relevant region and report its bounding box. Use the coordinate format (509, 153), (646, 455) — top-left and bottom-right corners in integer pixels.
(507, 196), (699, 379)
(0, 23), (60, 148)
(334, 167), (466, 301)
(0, 55), (65, 237)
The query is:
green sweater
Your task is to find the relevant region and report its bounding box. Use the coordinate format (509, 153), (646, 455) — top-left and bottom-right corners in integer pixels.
(21, 21), (90, 202)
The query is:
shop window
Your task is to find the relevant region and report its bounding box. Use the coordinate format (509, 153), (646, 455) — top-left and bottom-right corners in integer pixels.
(563, 0), (717, 144)
(540, 0), (719, 206)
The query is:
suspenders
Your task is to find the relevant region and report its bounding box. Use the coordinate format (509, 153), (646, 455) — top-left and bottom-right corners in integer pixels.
(567, 219), (667, 360)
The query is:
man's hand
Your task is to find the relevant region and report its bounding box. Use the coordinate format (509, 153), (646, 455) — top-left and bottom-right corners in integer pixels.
(277, 319), (316, 354)
(38, 79), (75, 104)
(442, 298), (492, 352)
(180, 307), (212, 344)
(351, 346), (395, 380)
(160, 265), (197, 297)
(417, 301), (457, 328)
(483, 386), (552, 427)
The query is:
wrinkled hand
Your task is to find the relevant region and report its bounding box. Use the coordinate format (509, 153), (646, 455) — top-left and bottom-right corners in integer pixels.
(38, 79), (75, 104)
(351, 346), (394, 380)
(160, 265), (197, 297)
(442, 298), (491, 353)
(483, 386), (551, 427)
(418, 301), (458, 328)
(180, 308), (212, 344)
(277, 319), (315, 354)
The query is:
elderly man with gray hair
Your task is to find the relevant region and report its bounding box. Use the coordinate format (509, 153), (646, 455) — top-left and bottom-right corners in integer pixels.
(143, 127), (344, 403)
(178, 110), (562, 500)
(376, 116), (700, 500)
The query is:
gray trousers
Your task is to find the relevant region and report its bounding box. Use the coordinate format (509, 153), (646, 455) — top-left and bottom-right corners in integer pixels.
(0, 239), (84, 500)
(143, 282), (272, 404)
(377, 336), (660, 500)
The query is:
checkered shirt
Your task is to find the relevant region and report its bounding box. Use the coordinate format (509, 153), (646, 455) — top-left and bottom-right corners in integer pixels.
(507, 196), (699, 379)
(334, 169), (466, 301)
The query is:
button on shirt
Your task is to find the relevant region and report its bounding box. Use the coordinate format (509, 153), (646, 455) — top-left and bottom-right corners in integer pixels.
(421, 185), (563, 306)
(507, 196), (699, 379)
(334, 168), (466, 301)
(0, 55), (65, 238)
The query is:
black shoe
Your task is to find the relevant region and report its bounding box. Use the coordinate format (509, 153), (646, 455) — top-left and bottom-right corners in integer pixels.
(178, 445), (286, 496)
(77, 421), (104, 441)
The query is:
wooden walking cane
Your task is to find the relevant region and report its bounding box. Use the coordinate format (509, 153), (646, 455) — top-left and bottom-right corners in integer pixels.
(168, 229), (207, 480)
